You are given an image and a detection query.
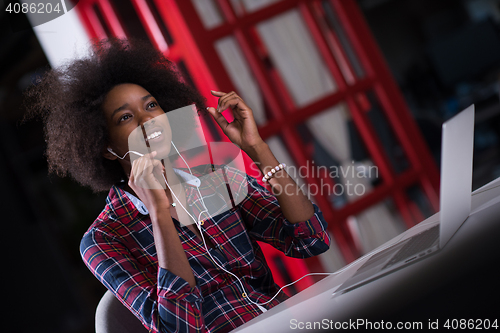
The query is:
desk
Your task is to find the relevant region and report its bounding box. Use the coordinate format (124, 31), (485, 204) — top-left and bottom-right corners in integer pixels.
(233, 178), (500, 332)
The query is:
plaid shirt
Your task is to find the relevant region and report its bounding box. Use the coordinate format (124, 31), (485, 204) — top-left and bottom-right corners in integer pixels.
(80, 165), (330, 333)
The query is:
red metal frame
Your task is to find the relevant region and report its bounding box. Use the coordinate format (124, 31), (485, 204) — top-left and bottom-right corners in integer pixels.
(129, 0), (169, 52)
(75, 0), (440, 290)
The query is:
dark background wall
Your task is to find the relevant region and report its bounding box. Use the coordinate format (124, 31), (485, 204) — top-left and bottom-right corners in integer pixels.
(1, 0), (500, 332)
(360, 0), (500, 188)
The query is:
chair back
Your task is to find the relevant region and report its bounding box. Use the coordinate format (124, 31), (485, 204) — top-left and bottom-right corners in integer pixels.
(95, 290), (149, 333)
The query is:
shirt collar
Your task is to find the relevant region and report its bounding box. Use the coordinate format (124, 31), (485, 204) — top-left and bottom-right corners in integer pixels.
(173, 168), (201, 187)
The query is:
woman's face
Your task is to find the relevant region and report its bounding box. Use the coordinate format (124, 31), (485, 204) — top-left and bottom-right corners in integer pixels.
(102, 83), (172, 173)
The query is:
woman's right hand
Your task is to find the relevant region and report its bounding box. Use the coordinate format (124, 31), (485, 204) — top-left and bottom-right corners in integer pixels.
(128, 151), (171, 214)
(129, 154), (197, 289)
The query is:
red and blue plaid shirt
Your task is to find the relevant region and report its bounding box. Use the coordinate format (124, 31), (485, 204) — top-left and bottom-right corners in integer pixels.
(80, 165), (330, 332)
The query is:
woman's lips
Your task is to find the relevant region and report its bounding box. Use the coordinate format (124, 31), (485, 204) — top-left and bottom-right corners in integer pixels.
(144, 126), (164, 145)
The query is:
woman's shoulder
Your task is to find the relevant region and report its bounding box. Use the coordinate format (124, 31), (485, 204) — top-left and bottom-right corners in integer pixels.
(81, 184), (141, 242)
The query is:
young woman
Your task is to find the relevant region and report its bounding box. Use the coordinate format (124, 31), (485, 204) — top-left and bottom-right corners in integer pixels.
(25, 39), (330, 333)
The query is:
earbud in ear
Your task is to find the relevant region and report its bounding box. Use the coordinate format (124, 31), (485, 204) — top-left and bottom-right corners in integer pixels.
(107, 147), (120, 159)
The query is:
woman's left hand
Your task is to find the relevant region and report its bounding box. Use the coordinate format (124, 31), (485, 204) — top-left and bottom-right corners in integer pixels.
(207, 91), (264, 152)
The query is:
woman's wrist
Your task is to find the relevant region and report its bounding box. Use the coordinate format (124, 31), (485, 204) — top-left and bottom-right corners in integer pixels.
(133, 189), (172, 220)
(149, 202), (172, 222)
(244, 140), (269, 163)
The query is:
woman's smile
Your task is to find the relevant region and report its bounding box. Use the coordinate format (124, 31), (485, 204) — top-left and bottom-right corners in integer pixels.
(146, 130), (163, 142)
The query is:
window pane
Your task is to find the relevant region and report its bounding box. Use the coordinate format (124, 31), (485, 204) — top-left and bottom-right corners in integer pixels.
(347, 199), (406, 255)
(191, 0), (224, 29)
(256, 10), (337, 107)
(358, 90), (410, 174)
(214, 36), (270, 125)
(318, 233), (347, 272)
(406, 184), (435, 220)
(321, 0), (365, 82)
(230, 0), (283, 15)
(301, 103), (382, 208)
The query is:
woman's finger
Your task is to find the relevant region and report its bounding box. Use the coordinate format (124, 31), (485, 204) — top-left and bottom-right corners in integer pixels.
(132, 157), (147, 187)
(206, 106), (230, 130)
(210, 90), (225, 112)
(219, 92), (240, 113)
(130, 152), (164, 189)
(210, 90), (225, 97)
(143, 158), (164, 189)
(211, 90), (236, 112)
(129, 158), (141, 188)
(132, 151), (155, 175)
(151, 159), (166, 188)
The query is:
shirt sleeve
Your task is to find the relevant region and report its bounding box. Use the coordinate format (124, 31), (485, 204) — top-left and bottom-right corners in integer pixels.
(80, 228), (206, 333)
(239, 175), (331, 258)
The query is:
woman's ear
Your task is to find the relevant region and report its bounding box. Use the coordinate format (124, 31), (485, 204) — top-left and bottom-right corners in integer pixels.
(102, 147), (118, 160)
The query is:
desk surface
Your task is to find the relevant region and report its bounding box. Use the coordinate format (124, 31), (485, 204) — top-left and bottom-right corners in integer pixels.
(234, 178), (500, 332)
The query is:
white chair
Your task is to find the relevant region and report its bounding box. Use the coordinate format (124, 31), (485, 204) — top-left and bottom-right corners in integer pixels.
(95, 290), (148, 333)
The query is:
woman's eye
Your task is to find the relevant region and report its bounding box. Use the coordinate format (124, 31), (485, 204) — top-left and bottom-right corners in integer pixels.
(119, 114), (132, 122)
(148, 101), (157, 109)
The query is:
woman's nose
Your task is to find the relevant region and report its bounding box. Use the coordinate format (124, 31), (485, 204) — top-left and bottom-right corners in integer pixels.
(138, 114), (155, 128)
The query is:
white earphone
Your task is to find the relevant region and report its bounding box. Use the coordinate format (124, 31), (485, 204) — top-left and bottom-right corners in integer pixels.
(107, 147), (144, 159)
